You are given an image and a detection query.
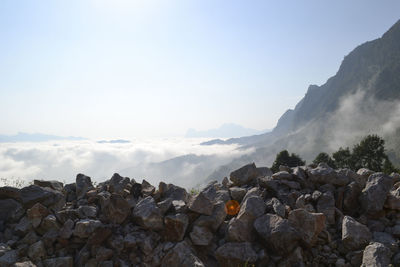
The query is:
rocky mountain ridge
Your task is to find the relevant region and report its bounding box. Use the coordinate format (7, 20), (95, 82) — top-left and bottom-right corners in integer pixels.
(0, 163), (400, 266)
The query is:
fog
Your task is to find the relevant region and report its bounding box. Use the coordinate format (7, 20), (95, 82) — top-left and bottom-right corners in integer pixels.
(0, 138), (254, 188)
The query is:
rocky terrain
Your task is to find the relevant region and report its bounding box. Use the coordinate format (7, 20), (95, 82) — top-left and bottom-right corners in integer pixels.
(0, 162), (400, 267)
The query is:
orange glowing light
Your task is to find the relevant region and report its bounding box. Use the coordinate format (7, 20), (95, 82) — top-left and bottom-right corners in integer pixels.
(225, 200), (240, 215)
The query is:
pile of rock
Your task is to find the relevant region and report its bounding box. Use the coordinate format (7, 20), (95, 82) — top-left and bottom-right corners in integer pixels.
(0, 162), (399, 266)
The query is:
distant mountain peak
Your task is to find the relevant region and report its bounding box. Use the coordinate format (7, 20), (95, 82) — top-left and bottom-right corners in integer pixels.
(185, 123), (269, 138)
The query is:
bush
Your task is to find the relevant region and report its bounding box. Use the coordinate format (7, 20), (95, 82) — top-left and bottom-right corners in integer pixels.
(313, 152), (336, 168)
(271, 150), (305, 173)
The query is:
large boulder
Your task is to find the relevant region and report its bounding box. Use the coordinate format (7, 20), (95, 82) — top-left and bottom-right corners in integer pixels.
(73, 219), (102, 238)
(384, 182), (400, 210)
(188, 185), (216, 216)
(161, 240), (204, 267)
(361, 242), (392, 267)
(0, 199), (24, 223)
(101, 194), (131, 224)
(76, 174), (94, 199)
(359, 173), (393, 214)
(190, 226), (213, 246)
(27, 203), (49, 228)
(108, 173), (130, 195)
(288, 209), (326, 246)
(20, 185), (65, 210)
(230, 163), (259, 186)
(163, 213), (188, 242)
(33, 180), (63, 191)
(308, 163), (349, 186)
(28, 240), (46, 261)
(0, 186), (21, 200)
(254, 213), (300, 254)
(227, 196), (266, 242)
(342, 216), (371, 251)
(215, 242), (257, 267)
(133, 196), (163, 230)
(316, 191), (336, 224)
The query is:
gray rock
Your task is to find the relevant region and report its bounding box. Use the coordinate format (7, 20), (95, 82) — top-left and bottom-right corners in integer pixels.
(133, 196), (163, 230)
(317, 191), (336, 224)
(359, 173), (393, 214)
(142, 179), (156, 196)
(229, 187), (247, 203)
(102, 193), (131, 224)
(28, 240), (46, 261)
(12, 261), (37, 267)
(188, 186), (216, 216)
(190, 226), (213, 246)
(342, 216), (371, 251)
(361, 242), (392, 267)
(0, 186), (21, 200)
(272, 171), (293, 180)
(161, 240), (205, 267)
(342, 182), (361, 215)
(15, 216), (32, 236)
(76, 173), (93, 199)
(161, 184), (188, 202)
(0, 250), (17, 266)
(20, 185), (65, 211)
(157, 198), (173, 214)
(59, 219), (74, 239)
(257, 167), (273, 177)
(171, 200), (186, 213)
(229, 163), (259, 186)
(385, 183), (400, 210)
(33, 180), (64, 191)
(227, 196), (266, 242)
(0, 199), (24, 223)
(266, 197), (286, 218)
(163, 213), (188, 242)
(308, 163), (349, 186)
(215, 242), (257, 267)
(372, 231), (398, 252)
(43, 256), (73, 267)
(357, 168), (375, 188)
(254, 213), (300, 254)
(288, 209), (326, 246)
(73, 219), (102, 238)
(108, 173), (130, 195)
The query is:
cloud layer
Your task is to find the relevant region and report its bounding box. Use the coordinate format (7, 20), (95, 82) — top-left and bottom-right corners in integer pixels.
(0, 138), (252, 188)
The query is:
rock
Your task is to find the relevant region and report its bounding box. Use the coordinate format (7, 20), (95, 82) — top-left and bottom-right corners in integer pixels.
(133, 196), (163, 230)
(171, 200), (186, 213)
(215, 242), (257, 267)
(76, 173), (93, 199)
(161, 240), (205, 267)
(288, 209), (326, 246)
(359, 173), (393, 214)
(254, 213), (300, 254)
(87, 225), (112, 245)
(342, 216), (371, 251)
(20, 185), (65, 211)
(102, 193), (131, 224)
(108, 173), (130, 195)
(33, 180), (63, 191)
(142, 179), (156, 196)
(161, 184), (188, 202)
(317, 191), (336, 224)
(342, 182), (361, 215)
(357, 168), (375, 188)
(15, 216), (32, 236)
(0, 186), (21, 200)
(272, 171), (293, 180)
(27, 203), (49, 228)
(12, 262), (37, 267)
(229, 163), (259, 186)
(73, 219), (102, 238)
(257, 167), (273, 177)
(372, 231), (398, 252)
(39, 215), (60, 232)
(0, 250), (17, 266)
(43, 256), (73, 267)
(59, 219), (74, 239)
(361, 242), (392, 267)
(229, 187), (246, 203)
(308, 163), (349, 186)
(0, 199), (24, 223)
(385, 183), (400, 210)
(188, 186), (216, 216)
(190, 226), (213, 246)
(157, 198), (173, 214)
(266, 197), (286, 218)
(227, 196), (266, 242)
(77, 205), (97, 219)
(28, 240), (46, 261)
(95, 247), (113, 261)
(163, 213), (189, 242)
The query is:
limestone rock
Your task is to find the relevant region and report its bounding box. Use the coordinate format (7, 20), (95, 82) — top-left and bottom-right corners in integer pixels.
(190, 226), (213, 246)
(359, 173), (393, 214)
(43, 256), (73, 267)
(73, 219), (102, 238)
(342, 216), (371, 251)
(161, 240), (204, 267)
(133, 196), (163, 230)
(361, 242), (392, 267)
(163, 213), (188, 242)
(288, 208), (326, 246)
(215, 242), (257, 267)
(76, 173), (94, 199)
(229, 163), (259, 186)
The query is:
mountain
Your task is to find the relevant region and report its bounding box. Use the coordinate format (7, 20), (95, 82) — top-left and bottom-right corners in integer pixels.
(185, 123), (268, 138)
(0, 132), (86, 142)
(206, 19), (400, 181)
(97, 139), (131, 144)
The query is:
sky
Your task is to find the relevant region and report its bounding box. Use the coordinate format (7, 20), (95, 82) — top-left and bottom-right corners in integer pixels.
(1, 0), (400, 139)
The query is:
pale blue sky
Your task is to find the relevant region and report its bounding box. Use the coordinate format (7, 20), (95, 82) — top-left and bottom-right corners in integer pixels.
(1, 0), (399, 139)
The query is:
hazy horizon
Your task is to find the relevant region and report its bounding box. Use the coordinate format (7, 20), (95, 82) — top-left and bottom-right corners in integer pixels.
(1, 1), (400, 139)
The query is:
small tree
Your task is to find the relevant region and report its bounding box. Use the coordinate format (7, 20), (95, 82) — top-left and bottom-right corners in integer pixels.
(382, 158), (400, 174)
(271, 150), (305, 173)
(313, 152), (336, 168)
(332, 147), (353, 169)
(352, 135), (386, 171)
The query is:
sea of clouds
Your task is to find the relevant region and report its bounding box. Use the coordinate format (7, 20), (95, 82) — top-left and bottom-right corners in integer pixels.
(0, 138), (254, 189)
